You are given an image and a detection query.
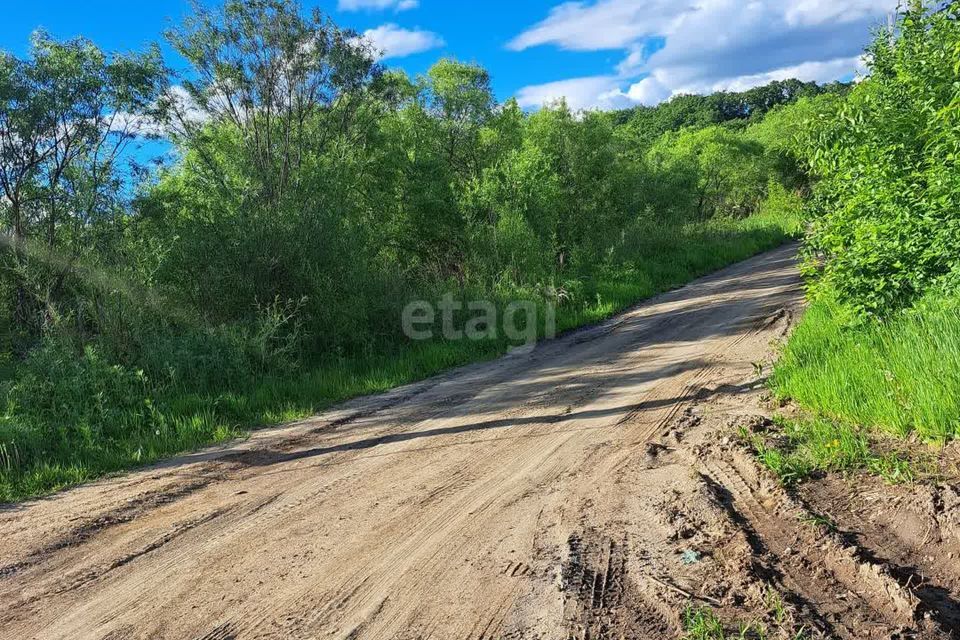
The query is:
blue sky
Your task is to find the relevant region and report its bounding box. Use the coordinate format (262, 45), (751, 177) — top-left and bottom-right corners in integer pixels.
(1, 0), (896, 110)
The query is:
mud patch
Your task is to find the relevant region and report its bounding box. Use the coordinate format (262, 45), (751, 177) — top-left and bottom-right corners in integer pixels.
(796, 472), (960, 637)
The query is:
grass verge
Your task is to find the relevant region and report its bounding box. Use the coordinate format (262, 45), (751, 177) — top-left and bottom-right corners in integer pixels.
(771, 295), (960, 442)
(753, 290), (960, 487)
(0, 212), (797, 502)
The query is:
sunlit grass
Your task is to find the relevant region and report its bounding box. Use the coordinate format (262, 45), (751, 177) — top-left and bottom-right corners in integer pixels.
(682, 603), (807, 640)
(742, 415), (922, 487)
(772, 296), (960, 442)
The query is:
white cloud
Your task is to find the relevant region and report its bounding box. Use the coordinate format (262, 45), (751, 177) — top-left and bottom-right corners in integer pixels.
(515, 76), (633, 110)
(362, 24), (444, 60)
(701, 56), (868, 93)
(509, 0), (895, 109)
(507, 0), (693, 51)
(625, 76), (671, 106)
(784, 0), (888, 27)
(338, 0), (418, 12)
(108, 111), (163, 138)
(111, 85), (208, 138)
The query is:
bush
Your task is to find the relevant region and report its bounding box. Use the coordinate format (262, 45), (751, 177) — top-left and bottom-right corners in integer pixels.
(647, 126), (770, 220)
(800, 4), (960, 317)
(5, 338), (152, 445)
(768, 4), (960, 448)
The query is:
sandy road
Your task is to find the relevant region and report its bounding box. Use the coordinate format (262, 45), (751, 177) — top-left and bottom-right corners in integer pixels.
(4, 242), (928, 640)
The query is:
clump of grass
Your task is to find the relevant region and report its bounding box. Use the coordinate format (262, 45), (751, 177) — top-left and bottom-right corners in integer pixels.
(799, 512), (837, 533)
(683, 606), (727, 640)
(764, 292), (959, 485)
(741, 416), (921, 486)
(772, 296), (960, 442)
(866, 452), (916, 484)
(763, 588), (787, 627)
(682, 604), (808, 640)
(0, 338), (502, 502)
(747, 434), (813, 487)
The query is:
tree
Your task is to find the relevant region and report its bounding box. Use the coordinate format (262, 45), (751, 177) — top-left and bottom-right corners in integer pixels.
(164, 0), (382, 204)
(800, 1), (960, 316)
(424, 59), (494, 178)
(614, 78), (851, 152)
(647, 126), (768, 219)
(0, 32), (165, 347)
(746, 93), (844, 195)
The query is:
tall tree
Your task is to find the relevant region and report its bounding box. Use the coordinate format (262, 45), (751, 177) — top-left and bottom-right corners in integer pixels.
(164, 0), (382, 204)
(0, 32), (165, 346)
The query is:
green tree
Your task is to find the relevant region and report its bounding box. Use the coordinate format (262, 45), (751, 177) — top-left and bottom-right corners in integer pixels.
(647, 126), (768, 220)
(163, 0), (382, 205)
(801, 2), (960, 316)
(0, 31), (165, 349)
(425, 59), (494, 179)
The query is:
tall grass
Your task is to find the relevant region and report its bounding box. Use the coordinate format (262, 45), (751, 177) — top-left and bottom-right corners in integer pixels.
(0, 212), (797, 502)
(772, 295), (960, 441)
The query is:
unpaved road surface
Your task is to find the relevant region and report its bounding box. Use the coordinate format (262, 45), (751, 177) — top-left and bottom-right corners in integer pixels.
(2, 243), (959, 639)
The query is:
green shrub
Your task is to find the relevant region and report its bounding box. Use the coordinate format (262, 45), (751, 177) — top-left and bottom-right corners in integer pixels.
(5, 338), (152, 445)
(800, 4), (960, 317)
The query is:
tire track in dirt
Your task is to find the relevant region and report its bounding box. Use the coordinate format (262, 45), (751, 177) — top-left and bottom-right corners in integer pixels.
(0, 476), (215, 580)
(793, 475), (960, 637)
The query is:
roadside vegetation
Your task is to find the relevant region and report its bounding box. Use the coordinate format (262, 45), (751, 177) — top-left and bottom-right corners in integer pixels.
(756, 2), (960, 483)
(740, 416), (923, 487)
(773, 298), (960, 442)
(0, 1), (819, 501)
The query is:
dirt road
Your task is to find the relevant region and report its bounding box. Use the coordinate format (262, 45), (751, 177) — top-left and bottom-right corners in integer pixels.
(2, 243), (957, 639)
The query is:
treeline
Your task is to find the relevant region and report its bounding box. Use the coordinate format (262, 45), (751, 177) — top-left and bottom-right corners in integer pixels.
(772, 1), (960, 441)
(0, 0), (809, 499)
(612, 79), (849, 147)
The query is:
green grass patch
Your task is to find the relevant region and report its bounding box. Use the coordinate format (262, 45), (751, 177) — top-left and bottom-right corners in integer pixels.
(682, 603), (808, 640)
(740, 416), (922, 486)
(0, 212), (797, 502)
(771, 296), (960, 442)
(683, 606), (728, 640)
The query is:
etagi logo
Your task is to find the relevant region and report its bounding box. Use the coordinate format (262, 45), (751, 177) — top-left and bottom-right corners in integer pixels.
(402, 293), (555, 354)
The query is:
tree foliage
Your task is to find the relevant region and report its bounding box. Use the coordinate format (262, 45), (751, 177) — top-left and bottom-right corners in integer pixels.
(613, 79), (849, 150)
(0, 1), (818, 369)
(0, 32), (165, 350)
(797, 2), (960, 317)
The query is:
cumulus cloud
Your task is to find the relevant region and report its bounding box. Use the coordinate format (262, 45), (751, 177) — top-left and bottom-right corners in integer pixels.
(699, 56), (869, 93)
(507, 0), (693, 51)
(510, 0), (894, 110)
(110, 85), (208, 138)
(624, 76), (671, 106)
(338, 0), (418, 12)
(361, 24), (444, 60)
(515, 76), (633, 110)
